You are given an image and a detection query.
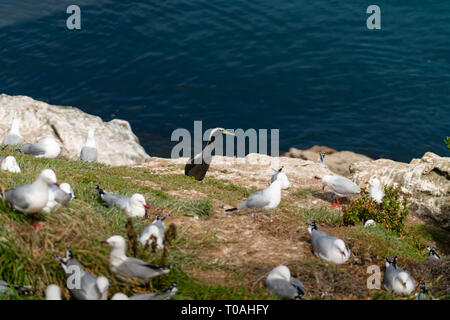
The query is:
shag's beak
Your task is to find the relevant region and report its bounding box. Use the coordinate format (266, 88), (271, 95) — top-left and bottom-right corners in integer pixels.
(223, 130), (235, 136)
(55, 182), (60, 187)
(143, 204), (150, 209)
(100, 240), (108, 245)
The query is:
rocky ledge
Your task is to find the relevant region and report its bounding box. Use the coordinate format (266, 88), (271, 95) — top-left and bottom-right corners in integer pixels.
(0, 94), (150, 166)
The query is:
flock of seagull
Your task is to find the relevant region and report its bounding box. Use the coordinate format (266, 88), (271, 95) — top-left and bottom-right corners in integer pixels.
(0, 120), (443, 300)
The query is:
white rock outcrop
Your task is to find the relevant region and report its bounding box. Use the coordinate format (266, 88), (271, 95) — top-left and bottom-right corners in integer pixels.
(0, 94), (150, 166)
(350, 152), (450, 229)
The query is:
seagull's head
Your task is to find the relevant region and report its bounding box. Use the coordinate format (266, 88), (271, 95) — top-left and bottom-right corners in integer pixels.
(268, 265), (291, 281)
(96, 276), (109, 299)
(367, 177), (381, 188)
(131, 193), (149, 209)
(396, 272), (410, 289)
(321, 175), (332, 190)
(102, 235), (126, 250)
(39, 169), (58, 186)
(334, 239), (349, 258)
(111, 293), (129, 300)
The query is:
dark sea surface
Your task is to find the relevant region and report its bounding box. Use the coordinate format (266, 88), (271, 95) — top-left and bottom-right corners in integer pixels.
(0, 0), (449, 161)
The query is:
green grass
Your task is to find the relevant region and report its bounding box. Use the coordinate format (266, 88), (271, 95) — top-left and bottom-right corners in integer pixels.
(0, 150), (267, 300)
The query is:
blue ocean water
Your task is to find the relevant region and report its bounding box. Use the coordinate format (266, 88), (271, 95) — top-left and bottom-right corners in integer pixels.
(0, 0), (449, 161)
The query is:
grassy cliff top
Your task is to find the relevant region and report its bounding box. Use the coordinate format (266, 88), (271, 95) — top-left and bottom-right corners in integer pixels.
(0, 150), (448, 300)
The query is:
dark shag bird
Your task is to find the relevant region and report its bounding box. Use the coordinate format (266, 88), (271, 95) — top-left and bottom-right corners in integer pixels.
(184, 127), (235, 181)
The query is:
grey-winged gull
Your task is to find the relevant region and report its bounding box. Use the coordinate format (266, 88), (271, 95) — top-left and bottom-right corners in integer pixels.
(1, 118), (23, 146)
(0, 155), (21, 173)
(265, 265), (307, 299)
(80, 129), (98, 162)
(0, 168), (58, 226)
(226, 175), (283, 212)
(18, 137), (61, 159)
(270, 167), (291, 189)
(185, 127), (235, 181)
(366, 177), (384, 204)
(45, 284), (62, 300)
(111, 282), (178, 300)
(427, 246), (441, 261)
(53, 247), (109, 300)
(95, 185), (149, 218)
(102, 235), (173, 283)
(308, 221), (351, 264)
(139, 214), (170, 251)
(321, 174), (360, 206)
(382, 256), (415, 295)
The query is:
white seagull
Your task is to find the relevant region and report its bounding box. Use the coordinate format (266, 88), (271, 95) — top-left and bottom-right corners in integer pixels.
(95, 185), (149, 218)
(0, 155), (21, 173)
(270, 167), (291, 189)
(18, 136), (61, 159)
(139, 214), (170, 251)
(265, 265), (307, 299)
(53, 247), (109, 300)
(80, 129), (98, 162)
(111, 282), (178, 300)
(383, 256), (415, 295)
(2, 118), (23, 146)
(308, 221), (351, 264)
(226, 175), (283, 212)
(185, 127), (235, 181)
(366, 177), (384, 204)
(0, 169), (58, 226)
(102, 235), (173, 284)
(321, 174), (360, 206)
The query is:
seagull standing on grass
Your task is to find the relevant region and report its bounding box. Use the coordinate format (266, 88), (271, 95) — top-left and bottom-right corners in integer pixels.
(18, 137), (61, 159)
(270, 167), (290, 189)
(226, 174), (284, 212)
(308, 221), (351, 264)
(321, 174), (360, 206)
(366, 177), (384, 204)
(139, 214), (170, 251)
(95, 185), (149, 218)
(102, 235), (173, 283)
(80, 129), (98, 162)
(111, 282), (178, 300)
(0, 169), (58, 227)
(1, 118), (23, 146)
(0, 155), (21, 173)
(382, 256), (415, 295)
(265, 265), (307, 299)
(53, 247), (109, 300)
(185, 127), (235, 181)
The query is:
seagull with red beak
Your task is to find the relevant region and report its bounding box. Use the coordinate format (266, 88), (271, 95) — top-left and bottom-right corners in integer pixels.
(0, 168), (59, 227)
(321, 174), (360, 207)
(383, 256), (415, 295)
(95, 185), (149, 218)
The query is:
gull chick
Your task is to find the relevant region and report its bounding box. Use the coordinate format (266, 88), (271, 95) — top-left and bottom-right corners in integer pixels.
(366, 177), (384, 204)
(139, 214), (170, 251)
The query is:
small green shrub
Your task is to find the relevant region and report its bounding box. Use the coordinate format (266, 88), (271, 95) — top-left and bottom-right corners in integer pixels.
(445, 136), (450, 151)
(343, 186), (409, 234)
